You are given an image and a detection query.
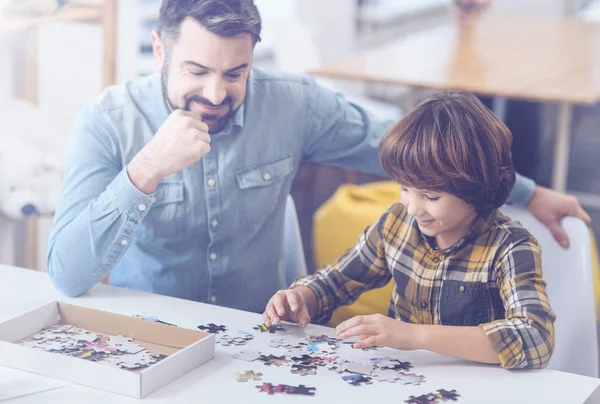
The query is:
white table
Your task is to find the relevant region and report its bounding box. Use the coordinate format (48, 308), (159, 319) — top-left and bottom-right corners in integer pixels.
(1, 265), (599, 403)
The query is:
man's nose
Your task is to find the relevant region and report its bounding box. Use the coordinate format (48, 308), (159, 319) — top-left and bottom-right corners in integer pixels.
(203, 77), (227, 106)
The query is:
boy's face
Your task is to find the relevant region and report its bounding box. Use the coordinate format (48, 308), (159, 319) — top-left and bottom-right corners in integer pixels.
(401, 186), (478, 249)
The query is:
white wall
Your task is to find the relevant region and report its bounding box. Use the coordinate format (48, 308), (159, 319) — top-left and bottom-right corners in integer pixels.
(0, 0), (139, 270)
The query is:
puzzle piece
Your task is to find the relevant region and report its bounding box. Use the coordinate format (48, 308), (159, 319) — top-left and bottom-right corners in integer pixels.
(256, 383), (316, 396)
(436, 389), (460, 401)
(253, 324), (285, 333)
(307, 341), (336, 353)
(307, 335), (340, 348)
(233, 370), (263, 382)
(268, 336), (305, 349)
(345, 362), (374, 375)
(258, 354), (290, 367)
(217, 331), (253, 346)
(397, 373), (426, 386)
(326, 358), (350, 373)
(232, 350), (262, 362)
(291, 354), (313, 365)
(405, 389), (460, 404)
(291, 364), (317, 376)
(197, 323), (227, 334)
(371, 369), (401, 382)
(342, 374), (373, 386)
(285, 384), (316, 396)
(405, 394), (439, 404)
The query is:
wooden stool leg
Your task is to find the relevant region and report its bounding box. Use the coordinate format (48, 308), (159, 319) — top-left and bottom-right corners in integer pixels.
(24, 217), (38, 269)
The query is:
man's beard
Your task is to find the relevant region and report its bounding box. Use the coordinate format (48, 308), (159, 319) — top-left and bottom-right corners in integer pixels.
(161, 67), (237, 134)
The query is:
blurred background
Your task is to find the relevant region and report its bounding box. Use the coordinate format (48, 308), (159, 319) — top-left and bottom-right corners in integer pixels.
(0, 0), (599, 275)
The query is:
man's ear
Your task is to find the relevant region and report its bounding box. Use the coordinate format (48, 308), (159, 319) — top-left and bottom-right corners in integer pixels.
(151, 30), (166, 73)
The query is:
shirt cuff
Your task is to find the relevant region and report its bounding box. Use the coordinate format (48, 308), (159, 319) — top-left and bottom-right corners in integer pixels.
(106, 167), (155, 221)
(480, 321), (524, 369)
(507, 173), (536, 207)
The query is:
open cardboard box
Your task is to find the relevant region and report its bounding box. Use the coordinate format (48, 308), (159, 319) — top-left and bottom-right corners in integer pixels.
(0, 301), (214, 398)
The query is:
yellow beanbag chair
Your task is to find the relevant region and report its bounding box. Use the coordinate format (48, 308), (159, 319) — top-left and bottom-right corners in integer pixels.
(314, 181), (600, 327)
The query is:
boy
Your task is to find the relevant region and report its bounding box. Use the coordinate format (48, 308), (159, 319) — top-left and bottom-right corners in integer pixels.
(263, 90), (555, 369)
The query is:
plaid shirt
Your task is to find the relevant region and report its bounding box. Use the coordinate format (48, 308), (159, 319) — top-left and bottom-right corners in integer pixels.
(293, 203), (555, 369)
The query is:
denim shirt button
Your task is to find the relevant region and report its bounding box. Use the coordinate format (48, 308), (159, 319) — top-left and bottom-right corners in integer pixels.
(459, 285), (466, 292)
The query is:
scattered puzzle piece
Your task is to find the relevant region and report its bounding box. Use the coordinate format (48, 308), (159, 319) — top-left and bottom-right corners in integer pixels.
(436, 389), (460, 401)
(217, 331), (253, 346)
(405, 389), (460, 403)
(256, 383), (316, 396)
(253, 324), (285, 333)
(258, 354), (289, 367)
(342, 374), (373, 386)
(291, 364), (317, 376)
(406, 393), (439, 404)
(233, 370), (263, 382)
(232, 350), (262, 362)
(197, 323), (227, 334)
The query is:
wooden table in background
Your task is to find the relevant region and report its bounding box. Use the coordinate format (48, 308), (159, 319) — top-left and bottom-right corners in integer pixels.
(310, 14), (600, 193)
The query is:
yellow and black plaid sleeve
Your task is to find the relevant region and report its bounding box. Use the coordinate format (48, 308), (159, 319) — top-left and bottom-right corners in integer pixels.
(291, 208), (394, 324)
(480, 234), (556, 369)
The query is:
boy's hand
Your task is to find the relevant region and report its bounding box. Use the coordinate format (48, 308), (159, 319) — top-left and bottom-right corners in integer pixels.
(336, 314), (422, 350)
(263, 289), (311, 328)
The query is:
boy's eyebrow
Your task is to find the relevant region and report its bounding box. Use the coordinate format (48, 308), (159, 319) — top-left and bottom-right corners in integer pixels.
(183, 61), (249, 73)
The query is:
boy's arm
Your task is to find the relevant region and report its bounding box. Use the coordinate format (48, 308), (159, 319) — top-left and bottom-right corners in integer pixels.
(417, 325), (500, 364)
(290, 207), (395, 324)
(480, 236), (556, 369)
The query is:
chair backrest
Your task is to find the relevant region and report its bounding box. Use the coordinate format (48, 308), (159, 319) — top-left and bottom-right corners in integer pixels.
(283, 195), (308, 288)
(500, 205), (598, 377)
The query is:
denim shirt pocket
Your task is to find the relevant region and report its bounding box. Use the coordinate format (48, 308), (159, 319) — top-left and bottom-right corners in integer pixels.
(141, 181), (186, 239)
(439, 280), (490, 326)
(236, 155), (294, 226)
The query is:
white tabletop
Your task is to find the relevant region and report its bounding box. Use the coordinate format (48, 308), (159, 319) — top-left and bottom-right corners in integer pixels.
(1, 265), (599, 403)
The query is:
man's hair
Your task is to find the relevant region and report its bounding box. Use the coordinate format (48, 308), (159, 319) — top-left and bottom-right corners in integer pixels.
(158, 0), (262, 45)
(379, 90), (516, 214)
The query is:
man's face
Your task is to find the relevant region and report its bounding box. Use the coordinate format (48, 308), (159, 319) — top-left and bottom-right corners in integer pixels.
(153, 17), (254, 134)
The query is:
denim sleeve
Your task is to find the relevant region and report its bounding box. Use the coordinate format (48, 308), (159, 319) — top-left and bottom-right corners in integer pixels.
(301, 77), (392, 177)
(47, 105), (154, 297)
(506, 173), (536, 206)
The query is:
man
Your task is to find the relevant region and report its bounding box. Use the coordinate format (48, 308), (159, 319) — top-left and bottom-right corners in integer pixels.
(48, 0), (590, 314)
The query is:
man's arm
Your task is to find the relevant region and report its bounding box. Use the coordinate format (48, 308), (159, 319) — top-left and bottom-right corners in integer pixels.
(47, 106), (154, 297)
(48, 106), (211, 297)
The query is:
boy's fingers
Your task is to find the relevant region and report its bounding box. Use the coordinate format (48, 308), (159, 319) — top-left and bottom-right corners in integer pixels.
(262, 312), (272, 328)
(287, 292), (300, 312)
(273, 295), (286, 317)
(297, 305), (311, 327)
(266, 304), (280, 325)
(336, 315), (363, 335)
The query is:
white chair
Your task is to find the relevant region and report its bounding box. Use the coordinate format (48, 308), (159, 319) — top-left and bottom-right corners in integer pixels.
(283, 195), (308, 288)
(500, 205), (598, 377)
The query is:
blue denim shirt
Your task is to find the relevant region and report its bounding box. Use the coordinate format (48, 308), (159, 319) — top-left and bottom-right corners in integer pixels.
(47, 67), (535, 313)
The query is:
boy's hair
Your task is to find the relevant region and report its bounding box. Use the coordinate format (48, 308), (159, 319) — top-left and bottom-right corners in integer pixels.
(379, 90), (515, 213)
(158, 0), (262, 46)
